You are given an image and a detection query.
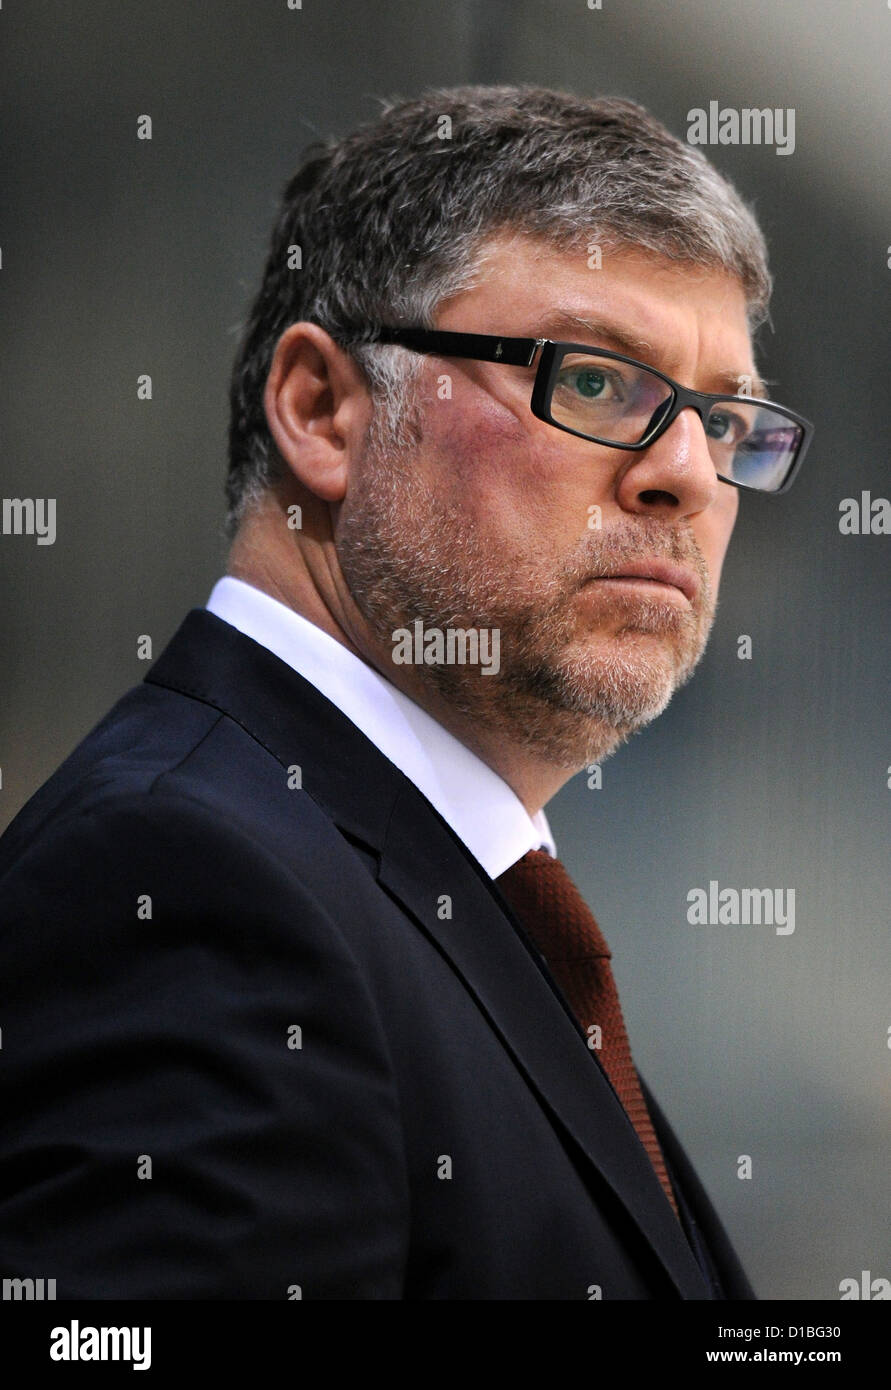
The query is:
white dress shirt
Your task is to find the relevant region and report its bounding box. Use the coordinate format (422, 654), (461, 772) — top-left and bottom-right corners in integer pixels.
(206, 576), (556, 879)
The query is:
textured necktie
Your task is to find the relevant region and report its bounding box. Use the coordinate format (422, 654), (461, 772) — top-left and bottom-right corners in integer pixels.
(497, 848), (679, 1218)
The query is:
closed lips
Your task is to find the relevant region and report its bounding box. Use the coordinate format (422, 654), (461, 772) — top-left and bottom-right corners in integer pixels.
(595, 562), (698, 602)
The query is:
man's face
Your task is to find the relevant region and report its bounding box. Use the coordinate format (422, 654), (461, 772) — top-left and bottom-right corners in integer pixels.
(336, 233), (751, 770)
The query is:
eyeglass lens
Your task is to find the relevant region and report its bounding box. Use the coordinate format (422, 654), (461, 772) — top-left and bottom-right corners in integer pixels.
(549, 351), (803, 492)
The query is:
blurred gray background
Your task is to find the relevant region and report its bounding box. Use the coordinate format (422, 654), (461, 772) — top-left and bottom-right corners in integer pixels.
(1, 0), (888, 1300)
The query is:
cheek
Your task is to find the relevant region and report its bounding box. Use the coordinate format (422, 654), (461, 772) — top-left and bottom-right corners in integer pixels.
(422, 390), (550, 528)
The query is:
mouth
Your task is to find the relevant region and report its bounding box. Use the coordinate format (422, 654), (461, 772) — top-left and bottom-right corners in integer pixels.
(587, 560), (699, 605)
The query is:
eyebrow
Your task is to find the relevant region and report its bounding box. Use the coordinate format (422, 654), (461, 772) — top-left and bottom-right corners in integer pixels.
(540, 310), (770, 399)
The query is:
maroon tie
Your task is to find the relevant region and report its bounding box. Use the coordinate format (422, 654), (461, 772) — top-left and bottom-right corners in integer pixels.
(497, 848), (679, 1218)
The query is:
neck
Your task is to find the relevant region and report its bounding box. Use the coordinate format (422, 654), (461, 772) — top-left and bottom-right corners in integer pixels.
(227, 497), (596, 817)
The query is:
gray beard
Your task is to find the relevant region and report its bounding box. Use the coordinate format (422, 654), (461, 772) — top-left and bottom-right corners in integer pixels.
(335, 424), (715, 771)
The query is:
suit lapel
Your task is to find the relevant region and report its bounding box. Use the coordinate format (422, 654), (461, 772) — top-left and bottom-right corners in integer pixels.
(146, 609), (712, 1298)
(378, 780), (712, 1299)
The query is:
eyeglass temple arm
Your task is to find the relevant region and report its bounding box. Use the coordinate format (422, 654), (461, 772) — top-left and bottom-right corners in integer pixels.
(371, 326), (544, 368)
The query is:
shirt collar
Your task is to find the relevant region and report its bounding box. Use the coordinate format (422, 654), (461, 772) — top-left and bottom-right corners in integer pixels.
(206, 576), (556, 878)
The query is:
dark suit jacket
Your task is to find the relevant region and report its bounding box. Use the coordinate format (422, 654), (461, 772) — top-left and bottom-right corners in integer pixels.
(0, 608), (755, 1299)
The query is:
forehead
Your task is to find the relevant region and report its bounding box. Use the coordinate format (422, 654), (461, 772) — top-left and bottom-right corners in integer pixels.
(438, 231), (759, 393)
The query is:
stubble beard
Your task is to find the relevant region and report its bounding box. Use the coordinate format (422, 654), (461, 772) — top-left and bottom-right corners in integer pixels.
(336, 409), (717, 771)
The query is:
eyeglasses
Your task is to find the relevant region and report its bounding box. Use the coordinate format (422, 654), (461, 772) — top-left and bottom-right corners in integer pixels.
(366, 326), (813, 495)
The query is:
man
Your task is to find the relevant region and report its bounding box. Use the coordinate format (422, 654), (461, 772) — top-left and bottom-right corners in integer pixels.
(0, 86), (811, 1299)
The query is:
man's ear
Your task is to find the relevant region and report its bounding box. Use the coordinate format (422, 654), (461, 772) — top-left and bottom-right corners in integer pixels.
(263, 323), (372, 502)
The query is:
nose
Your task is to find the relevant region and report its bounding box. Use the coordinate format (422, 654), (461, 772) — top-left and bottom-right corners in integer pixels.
(614, 405), (721, 518)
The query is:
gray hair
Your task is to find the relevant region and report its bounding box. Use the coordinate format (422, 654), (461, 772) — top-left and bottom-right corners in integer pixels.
(226, 84), (772, 536)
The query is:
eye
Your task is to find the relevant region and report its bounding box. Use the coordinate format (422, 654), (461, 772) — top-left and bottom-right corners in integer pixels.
(706, 409), (750, 445)
(558, 366), (626, 402)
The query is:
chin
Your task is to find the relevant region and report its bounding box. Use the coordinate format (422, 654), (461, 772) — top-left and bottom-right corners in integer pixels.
(555, 646), (683, 727)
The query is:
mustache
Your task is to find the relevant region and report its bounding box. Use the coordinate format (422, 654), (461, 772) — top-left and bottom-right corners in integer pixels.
(566, 519), (709, 595)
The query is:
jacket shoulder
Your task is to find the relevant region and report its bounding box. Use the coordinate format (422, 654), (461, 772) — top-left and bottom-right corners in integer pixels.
(0, 697), (409, 1297)
(1, 676), (361, 883)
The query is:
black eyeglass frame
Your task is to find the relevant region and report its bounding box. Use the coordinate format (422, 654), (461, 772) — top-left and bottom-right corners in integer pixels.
(368, 326), (813, 495)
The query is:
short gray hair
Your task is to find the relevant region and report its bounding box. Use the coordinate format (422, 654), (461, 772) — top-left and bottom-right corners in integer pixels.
(226, 84), (772, 536)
